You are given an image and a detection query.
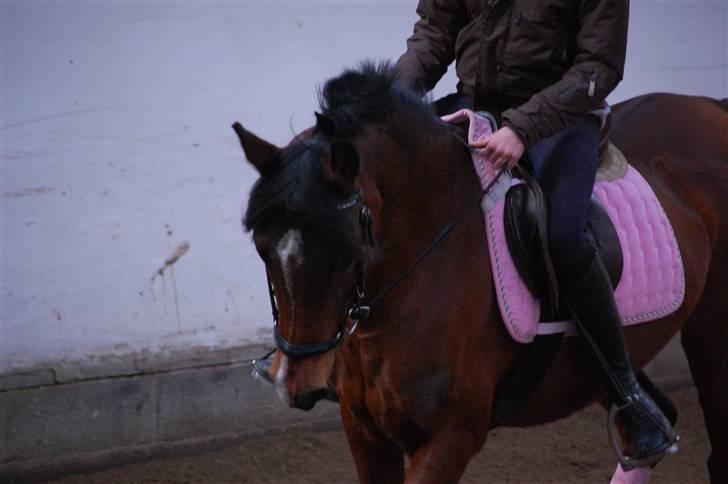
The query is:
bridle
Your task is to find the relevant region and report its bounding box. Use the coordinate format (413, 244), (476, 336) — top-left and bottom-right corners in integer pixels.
(265, 190), (373, 359)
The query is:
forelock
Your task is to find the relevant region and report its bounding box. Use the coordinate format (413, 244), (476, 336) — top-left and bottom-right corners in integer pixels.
(243, 138), (362, 259)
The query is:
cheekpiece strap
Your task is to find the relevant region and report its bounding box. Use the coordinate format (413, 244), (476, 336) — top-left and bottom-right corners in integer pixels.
(338, 190), (363, 210)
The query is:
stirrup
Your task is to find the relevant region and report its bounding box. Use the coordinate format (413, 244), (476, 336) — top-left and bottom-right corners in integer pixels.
(251, 349), (276, 384)
(607, 400), (680, 471)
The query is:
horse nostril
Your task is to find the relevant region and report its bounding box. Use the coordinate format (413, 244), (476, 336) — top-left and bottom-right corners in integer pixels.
(293, 394), (316, 411)
(292, 389), (329, 411)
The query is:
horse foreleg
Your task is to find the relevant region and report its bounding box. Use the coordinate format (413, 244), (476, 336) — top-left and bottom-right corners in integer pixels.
(609, 464), (653, 484)
(340, 403), (405, 484)
(404, 429), (484, 484)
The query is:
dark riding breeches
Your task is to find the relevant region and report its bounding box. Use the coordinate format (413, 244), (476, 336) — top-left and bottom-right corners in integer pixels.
(433, 92), (601, 283)
(524, 115), (601, 285)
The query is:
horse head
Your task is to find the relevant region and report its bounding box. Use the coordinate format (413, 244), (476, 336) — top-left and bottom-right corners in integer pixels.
(233, 116), (373, 410)
(234, 63), (476, 411)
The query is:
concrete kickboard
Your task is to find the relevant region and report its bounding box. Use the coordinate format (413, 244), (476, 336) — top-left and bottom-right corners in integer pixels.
(0, 348), (690, 481)
(0, 361), (340, 481)
(1, 374), (159, 463)
(157, 364), (337, 442)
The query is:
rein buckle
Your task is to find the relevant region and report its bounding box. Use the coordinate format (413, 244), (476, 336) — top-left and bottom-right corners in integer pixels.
(348, 305), (371, 322)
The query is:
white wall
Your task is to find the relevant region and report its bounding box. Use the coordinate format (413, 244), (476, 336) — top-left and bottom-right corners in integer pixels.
(1, 1), (726, 380)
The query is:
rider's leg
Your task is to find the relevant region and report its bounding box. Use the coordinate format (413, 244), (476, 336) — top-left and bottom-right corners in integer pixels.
(526, 115), (678, 468)
(564, 256), (678, 466)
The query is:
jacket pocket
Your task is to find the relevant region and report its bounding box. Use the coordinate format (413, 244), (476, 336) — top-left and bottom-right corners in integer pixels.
(518, 1), (559, 24)
(506, 2), (567, 67)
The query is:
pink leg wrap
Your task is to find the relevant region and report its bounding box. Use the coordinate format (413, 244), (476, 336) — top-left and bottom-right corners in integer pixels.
(610, 463), (653, 484)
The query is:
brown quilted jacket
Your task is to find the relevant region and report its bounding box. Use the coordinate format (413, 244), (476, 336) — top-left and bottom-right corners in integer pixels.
(395, 0), (629, 147)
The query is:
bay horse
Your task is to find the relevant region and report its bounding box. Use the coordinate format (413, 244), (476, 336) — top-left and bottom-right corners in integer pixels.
(234, 64), (728, 483)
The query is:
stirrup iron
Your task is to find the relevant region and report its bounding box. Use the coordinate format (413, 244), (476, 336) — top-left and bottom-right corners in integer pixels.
(607, 399), (680, 471)
(251, 349), (276, 384)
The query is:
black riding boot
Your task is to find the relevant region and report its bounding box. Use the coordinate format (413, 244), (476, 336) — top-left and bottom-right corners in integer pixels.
(564, 255), (678, 470)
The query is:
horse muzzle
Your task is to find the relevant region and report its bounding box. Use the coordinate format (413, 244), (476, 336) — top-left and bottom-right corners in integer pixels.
(275, 352), (336, 410)
(290, 388), (330, 411)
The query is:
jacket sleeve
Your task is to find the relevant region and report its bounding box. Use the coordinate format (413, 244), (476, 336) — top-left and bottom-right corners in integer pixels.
(501, 0), (629, 148)
(394, 0), (466, 94)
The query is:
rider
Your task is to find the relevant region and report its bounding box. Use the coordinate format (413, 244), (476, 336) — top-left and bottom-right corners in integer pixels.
(395, 0), (677, 468)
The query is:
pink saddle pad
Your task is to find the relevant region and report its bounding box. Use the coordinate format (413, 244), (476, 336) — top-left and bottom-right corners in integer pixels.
(442, 109), (685, 343)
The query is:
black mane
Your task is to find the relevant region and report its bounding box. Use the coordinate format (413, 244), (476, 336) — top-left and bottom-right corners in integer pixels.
(243, 62), (435, 258)
(318, 62), (434, 139)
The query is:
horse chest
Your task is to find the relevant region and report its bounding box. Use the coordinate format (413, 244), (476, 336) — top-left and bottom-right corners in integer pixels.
(352, 367), (453, 445)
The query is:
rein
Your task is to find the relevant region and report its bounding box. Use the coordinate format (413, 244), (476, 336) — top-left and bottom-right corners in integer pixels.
(266, 150), (505, 360)
(365, 168), (505, 313)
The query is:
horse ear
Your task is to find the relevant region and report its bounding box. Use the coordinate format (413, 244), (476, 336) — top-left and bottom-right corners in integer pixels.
(232, 122), (280, 176)
(325, 141), (360, 191)
(315, 112), (336, 137)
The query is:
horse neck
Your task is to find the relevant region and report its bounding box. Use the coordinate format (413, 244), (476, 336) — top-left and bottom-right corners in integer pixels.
(371, 120), (477, 233)
(356, 118), (493, 334)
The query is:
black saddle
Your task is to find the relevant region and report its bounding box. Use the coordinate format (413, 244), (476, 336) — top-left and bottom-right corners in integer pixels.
(503, 168), (623, 320)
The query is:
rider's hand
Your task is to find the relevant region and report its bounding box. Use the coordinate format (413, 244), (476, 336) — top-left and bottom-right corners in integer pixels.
(472, 126), (525, 170)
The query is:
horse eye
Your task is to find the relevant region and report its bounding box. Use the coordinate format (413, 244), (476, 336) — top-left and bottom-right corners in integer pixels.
(255, 244), (273, 264)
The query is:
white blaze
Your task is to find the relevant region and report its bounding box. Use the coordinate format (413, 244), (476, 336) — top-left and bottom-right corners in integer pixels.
(273, 230), (301, 406)
(276, 229), (303, 302)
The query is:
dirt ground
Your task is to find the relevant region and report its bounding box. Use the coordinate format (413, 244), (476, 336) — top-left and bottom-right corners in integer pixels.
(49, 386), (709, 484)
